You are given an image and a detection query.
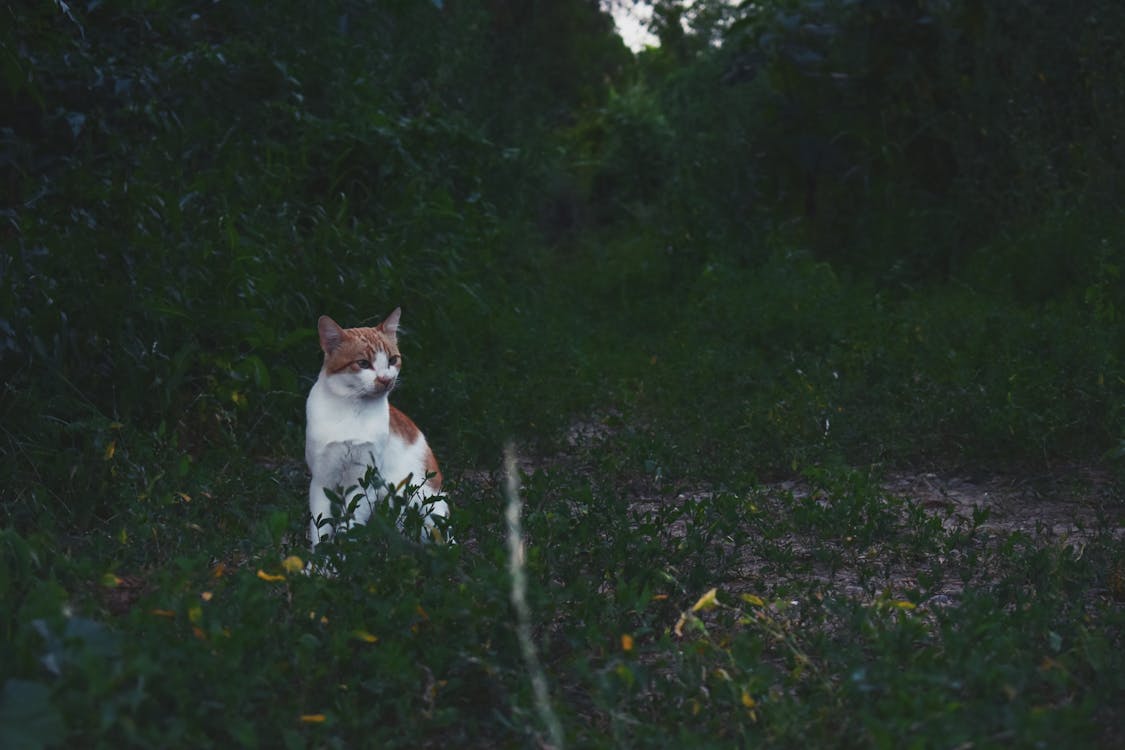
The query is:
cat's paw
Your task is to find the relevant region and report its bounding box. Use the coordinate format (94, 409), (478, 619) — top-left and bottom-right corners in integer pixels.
(303, 558), (339, 578)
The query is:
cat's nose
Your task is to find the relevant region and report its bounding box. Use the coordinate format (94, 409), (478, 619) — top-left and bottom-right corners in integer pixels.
(376, 375), (394, 388)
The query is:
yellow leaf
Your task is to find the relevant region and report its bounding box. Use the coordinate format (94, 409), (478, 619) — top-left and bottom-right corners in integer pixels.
(651, 593), (669, 601)
(892, 600), (916, 610)
(620, 634), (634, 652)
(177, 492), (191, 503)
(352, 630), (378, 643)
(281, 555), (304, 573)
(741, 593), (765, 607)
(188, 605), (203, 624)
(741, 690), (757, 708)
(257, 569), (285, 582)
(118, 528), (128, 544)
(104, 441), (116, 460)
(673, 613), (687, 637)
(691, 587), (719, 612)
(300, 714), (326, 724)
(212, 563), (227, 578)
(200, 591), (213, 602)
(101, 573), (123, 587)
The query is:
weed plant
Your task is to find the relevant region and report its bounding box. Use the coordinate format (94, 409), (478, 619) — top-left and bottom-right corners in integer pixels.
(3, 459), (1122, 747)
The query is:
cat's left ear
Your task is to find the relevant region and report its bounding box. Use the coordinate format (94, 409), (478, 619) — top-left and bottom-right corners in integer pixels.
(318, 316), (345, 354)
(380, 307), (401, 338)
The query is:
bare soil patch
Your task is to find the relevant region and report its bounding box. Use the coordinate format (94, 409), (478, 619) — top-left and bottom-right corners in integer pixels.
(463, 424), (1124, 611)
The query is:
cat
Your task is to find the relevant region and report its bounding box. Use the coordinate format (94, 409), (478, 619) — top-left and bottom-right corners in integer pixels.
(305, 308), (450, 549)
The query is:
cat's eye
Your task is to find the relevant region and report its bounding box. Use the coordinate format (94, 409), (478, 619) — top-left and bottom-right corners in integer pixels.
(355, 359), (373, 369)
(388, 355), (401, 366)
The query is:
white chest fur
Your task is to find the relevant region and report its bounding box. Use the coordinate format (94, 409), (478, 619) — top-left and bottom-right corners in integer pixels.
(304, 371), (449, 548)
(305, 372), (390, 485)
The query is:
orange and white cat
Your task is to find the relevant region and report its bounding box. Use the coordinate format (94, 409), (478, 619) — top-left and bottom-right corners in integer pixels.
(305, 308), (449, 548)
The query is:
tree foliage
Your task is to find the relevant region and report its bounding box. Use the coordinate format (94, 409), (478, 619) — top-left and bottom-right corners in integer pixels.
(577, 0), (1125, 276)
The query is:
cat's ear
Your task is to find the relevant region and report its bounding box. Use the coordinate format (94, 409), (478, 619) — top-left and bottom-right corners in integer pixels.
(317, 316), (345, 354)
(380, 307), (401, 338)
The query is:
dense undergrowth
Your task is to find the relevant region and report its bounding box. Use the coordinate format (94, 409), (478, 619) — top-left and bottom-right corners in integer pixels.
(2, 1), (1123, 747)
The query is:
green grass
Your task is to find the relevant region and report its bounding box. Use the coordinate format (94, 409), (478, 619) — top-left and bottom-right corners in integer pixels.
(4, 205), (1123, 748)
(3, 454), (1122, 748)
(3, 202), (1124, 748)
(3, 1), (1125, 747)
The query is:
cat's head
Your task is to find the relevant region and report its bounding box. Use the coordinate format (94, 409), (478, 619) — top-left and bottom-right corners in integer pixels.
(317, 308), (402, 399)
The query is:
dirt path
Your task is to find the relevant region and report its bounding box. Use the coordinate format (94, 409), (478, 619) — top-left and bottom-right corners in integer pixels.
(880, 467), (1122, 540)
(468, 424), (1124, 610)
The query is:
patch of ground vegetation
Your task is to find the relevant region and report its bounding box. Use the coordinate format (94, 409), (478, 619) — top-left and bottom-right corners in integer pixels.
(2, 1), (1124, 747)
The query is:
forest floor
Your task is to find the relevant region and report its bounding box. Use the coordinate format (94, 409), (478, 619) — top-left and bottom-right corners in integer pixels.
(81, 415), (1125, 748)
(461, 417), (1125, 610)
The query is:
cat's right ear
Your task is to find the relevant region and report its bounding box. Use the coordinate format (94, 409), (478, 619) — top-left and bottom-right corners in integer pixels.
(317, 316), (344, 354)
(380, 307), (401, 338)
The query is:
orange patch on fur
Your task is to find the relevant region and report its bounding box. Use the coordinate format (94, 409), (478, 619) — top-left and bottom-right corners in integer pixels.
(318, 313), (441, 492)
(390, 406), (443, 490)
(389, 405), (420, 442)
(323, 326), (400, 374)
(423, 446), (442, 491)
